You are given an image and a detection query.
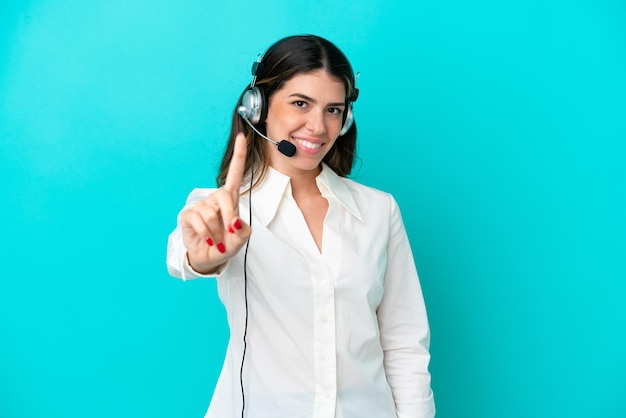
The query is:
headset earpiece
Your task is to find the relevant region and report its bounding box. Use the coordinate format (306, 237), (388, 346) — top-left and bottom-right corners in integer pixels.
(238, 56), (268, 126)
(240, 87), (266, 125)
(339, 104), (354, 136)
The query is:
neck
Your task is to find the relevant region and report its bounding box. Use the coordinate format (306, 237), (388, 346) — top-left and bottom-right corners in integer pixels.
(289, 168), (322, 196)
(270, 162), (322, 196)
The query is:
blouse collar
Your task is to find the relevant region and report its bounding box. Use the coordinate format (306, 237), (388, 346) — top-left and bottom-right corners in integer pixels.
(249, 163), (363, 227)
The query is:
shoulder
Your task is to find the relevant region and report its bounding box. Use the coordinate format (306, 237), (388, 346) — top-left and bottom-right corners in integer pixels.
(342, 177), (398, 208)
(338, 178), (409, 242)
(337, 177), (403, 225)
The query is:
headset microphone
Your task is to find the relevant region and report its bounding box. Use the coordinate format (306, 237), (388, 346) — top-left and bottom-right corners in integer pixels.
(237, 107), (297, 157)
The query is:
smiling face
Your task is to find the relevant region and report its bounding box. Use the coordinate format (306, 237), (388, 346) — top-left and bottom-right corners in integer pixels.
(264, 69), (347, 178)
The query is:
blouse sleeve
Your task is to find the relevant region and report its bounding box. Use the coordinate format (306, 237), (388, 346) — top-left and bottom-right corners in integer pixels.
(166, 188), (229, 280)
(376, 195), (436, 418)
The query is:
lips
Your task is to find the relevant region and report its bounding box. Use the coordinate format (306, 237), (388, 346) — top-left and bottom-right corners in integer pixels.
(293, 137), (324, 151)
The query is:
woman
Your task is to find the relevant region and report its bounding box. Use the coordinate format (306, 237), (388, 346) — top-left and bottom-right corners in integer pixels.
(167, 35), (435, 418)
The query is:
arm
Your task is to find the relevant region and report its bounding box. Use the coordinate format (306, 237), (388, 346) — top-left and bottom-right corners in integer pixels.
(377, 195), (435, 418)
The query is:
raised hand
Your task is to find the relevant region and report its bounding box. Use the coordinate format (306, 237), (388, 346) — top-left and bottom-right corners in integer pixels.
(180, 133), (252, 274)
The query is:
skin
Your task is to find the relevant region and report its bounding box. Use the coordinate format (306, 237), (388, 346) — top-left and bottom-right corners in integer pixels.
(181, 70), (346, 273)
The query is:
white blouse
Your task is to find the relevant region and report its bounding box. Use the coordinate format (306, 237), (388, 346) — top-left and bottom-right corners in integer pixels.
(167, 164), (435, 418)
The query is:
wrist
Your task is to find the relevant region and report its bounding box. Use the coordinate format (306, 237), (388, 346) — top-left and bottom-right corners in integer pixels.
(186, 252), (223, 276)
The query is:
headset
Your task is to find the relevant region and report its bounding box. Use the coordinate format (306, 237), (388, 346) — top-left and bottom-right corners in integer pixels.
(237, 55), (358, 158)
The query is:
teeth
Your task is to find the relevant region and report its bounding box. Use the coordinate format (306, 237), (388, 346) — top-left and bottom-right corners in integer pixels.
(295, 138), (322, 149)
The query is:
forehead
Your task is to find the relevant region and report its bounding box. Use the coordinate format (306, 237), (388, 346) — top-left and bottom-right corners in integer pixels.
(279, 70), (346, 100)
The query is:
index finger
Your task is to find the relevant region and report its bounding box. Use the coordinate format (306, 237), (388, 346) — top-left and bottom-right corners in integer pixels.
(223, 132), (247, 204)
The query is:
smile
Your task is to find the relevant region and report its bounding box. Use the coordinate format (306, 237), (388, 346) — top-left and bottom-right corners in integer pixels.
(293, 137), (323, 151)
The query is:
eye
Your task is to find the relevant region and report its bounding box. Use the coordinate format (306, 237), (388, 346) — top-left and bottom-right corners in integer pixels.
(293, 100), (307, 108)
(327, 107), (343, 116)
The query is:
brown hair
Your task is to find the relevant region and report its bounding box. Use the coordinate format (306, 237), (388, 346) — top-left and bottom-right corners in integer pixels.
(216, 35), (358, 190)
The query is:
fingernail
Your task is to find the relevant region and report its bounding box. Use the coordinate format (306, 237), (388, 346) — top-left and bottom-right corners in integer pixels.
(228, 224), (235, 234)
(205, 237), (214, 246)
(217, 242), (226, 253)
(233, 218), (242, 230)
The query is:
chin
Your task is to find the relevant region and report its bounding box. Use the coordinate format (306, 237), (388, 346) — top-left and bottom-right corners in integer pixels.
(289, 156), (324, 173)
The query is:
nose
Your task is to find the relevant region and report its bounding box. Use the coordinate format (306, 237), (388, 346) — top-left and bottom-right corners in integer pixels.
(305, 110), (326, 136)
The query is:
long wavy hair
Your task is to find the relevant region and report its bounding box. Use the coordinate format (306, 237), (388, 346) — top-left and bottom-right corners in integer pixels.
(216, 35), (358, 190)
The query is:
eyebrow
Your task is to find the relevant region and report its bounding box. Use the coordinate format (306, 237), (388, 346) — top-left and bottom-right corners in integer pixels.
(289, 93), (346, 107)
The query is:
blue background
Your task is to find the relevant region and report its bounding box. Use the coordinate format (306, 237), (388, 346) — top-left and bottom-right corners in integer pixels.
(1, 1), (625, 417)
